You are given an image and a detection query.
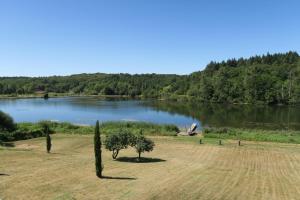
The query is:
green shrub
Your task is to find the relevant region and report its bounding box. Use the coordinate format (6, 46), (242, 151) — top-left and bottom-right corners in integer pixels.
(105, 129), (135, 159)
(133, 132), (155, 161)
(0, 111), (16, 132)
(0, 123), (45, 142)
(100, 121), (179, 136)
(1, 121), (179, 142)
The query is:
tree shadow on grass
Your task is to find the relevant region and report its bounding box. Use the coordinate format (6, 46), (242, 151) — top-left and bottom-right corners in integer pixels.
(115, 157), (166, 163)
(101, 175), (136, 180)
(0, 173), (10, 176)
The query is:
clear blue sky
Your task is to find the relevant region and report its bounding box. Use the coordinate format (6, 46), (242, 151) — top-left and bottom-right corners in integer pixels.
(0, 0), (299, 76)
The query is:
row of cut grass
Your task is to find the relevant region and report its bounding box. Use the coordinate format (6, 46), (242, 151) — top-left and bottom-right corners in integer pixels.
(203, 127), (300, 144)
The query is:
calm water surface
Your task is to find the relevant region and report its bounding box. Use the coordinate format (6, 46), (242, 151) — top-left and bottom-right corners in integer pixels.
(1, 97), (300, 130)
(0, 97), (197, 127)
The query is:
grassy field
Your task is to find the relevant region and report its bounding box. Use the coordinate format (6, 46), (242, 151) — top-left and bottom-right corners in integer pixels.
(1, 135), (300, 200)
(204, 127), (300, 144)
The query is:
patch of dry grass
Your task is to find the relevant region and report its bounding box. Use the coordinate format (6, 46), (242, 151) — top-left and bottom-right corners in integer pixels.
(1, 135), (300, 200)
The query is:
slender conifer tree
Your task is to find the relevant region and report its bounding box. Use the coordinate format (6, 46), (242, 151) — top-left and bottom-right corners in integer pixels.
(46, 128), (51, 153)
(94, 120), (103, 178)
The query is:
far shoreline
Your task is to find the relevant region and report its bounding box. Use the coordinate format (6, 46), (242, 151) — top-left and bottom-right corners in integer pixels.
(1, 93), (299, 107)
(0, 93), (141, 100)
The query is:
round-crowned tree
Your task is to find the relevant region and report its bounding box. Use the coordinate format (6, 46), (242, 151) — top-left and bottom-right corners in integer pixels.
(134, 132), (155, 161)
(0, 111), (16, 132)
(105, 130), (135, 159)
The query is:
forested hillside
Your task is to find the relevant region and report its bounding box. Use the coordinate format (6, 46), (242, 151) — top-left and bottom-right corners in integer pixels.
(0, 73), (190, 98)
(0, 51), (299, 104)
(190, 51), (300, 104)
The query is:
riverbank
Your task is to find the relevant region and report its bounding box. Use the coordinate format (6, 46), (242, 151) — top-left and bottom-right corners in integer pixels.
(0, 121), (179, 143)
(0, 93), (192, 102)
(2, 93), (299, 106)
(2, 120), (300, 144)
(0, 93), (141, 99)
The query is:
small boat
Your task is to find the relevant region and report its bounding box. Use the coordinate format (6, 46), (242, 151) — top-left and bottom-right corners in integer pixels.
(178, 123), (198, 136)
(187, 123), (197, 135)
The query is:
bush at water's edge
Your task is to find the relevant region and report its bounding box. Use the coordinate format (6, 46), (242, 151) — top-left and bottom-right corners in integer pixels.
(0, 121), (179, 142)
(3, 121), (300, 144)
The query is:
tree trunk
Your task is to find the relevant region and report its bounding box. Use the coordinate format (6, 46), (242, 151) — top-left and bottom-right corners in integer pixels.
(112, 150), (119, 159)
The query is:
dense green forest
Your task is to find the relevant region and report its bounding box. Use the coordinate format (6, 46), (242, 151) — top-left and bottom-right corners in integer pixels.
(1, 51), (299, 104)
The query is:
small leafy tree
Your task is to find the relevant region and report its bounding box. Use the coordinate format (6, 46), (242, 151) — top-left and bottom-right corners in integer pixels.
(105, 130), (135, 159)
(94, 120), (103, 178)
(133, 131), (155, 161)
(0, 111), (16, 132)
(39, 121), (53, 153)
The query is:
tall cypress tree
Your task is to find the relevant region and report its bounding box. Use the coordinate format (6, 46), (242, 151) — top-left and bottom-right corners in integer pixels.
(46, 128), (51, 153)
(94, 120), (103, 178)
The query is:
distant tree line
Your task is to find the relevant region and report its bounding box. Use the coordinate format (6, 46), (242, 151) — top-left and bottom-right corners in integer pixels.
(0, 73), (189, 98)
(1, 51), (299, 104)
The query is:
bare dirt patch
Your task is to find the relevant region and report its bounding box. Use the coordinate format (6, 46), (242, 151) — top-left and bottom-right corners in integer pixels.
(15, 143), (40, 150)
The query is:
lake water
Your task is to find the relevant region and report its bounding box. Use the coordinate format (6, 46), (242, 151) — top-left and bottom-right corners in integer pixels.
(1, 97), (300, 130)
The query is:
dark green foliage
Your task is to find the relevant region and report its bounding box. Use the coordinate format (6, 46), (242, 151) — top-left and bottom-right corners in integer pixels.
(0, 52), (299, 104)
(101, 121), (179, 136)
(2, 122), (55, 142)
(94, 120), (103, 178)
(0, 73), (187, 98)
(0, 121), (178, 142)
(39, 121), (53, 153)
(0, 111), (16, 132)
(43, 93), (49, 99)
(0, 123), (45, 142)
(46, 131), (51, 153)
(195, 51), (300, 104)
(39, 121), (54, 134)
(105, 130), (135, 159)
(105, 129), (156, 160)
(133, 132), (155, 160)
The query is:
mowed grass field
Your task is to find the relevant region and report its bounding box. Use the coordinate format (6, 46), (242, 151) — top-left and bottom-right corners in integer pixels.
(1, 135), (300, 200)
